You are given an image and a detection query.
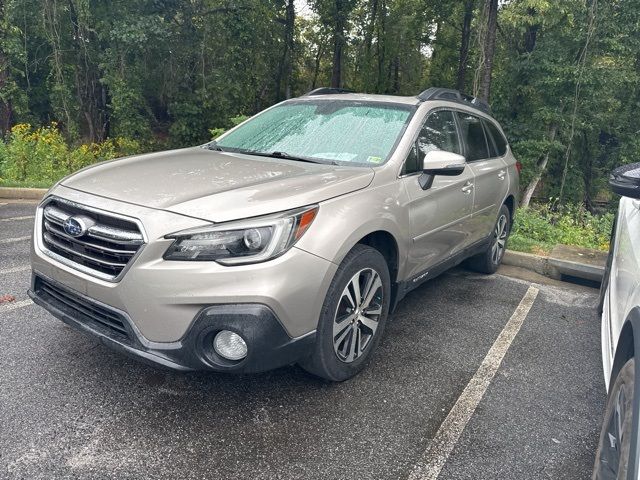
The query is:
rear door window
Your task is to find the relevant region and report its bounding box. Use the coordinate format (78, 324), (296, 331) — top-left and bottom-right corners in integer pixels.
(456, 112), (489, 161)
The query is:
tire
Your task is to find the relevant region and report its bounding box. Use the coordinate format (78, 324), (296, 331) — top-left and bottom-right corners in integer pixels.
(593, 358), (635, 480)
(299, 244), (391, 381)
(467, 204), (511, 274)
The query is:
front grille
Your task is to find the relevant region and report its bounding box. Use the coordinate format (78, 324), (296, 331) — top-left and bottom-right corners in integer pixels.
(41, 198), (144, 281)
(35, 276), (134, 344)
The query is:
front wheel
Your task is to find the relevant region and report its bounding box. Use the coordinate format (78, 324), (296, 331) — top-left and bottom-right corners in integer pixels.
(300, 244), (391, 381)
(593, 358), (635, 479)
(467, 204), (511, 274)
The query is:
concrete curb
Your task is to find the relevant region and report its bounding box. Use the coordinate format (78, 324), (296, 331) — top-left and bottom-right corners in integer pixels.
(503, 250), (558, 278)
(503, 248), (605, 283)
(0, 187), (48, 200)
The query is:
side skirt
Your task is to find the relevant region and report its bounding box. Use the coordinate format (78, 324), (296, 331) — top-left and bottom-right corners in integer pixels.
(391, 235), (492, 312)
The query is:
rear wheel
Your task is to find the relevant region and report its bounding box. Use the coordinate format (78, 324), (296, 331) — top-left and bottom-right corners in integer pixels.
(593, 358), (635, 479)
(467, 204), (511, 274)
(300, 244), (390, 381)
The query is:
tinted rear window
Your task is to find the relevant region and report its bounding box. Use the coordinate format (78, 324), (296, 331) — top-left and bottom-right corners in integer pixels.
(456, 112), (489, 161)
(483, 120), (508, 157)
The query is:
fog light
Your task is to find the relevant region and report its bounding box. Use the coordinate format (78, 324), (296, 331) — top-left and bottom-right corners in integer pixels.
(213, 330), (248, 361)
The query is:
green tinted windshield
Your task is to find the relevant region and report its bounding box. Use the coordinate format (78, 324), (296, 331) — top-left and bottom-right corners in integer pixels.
(216, 100), (415, 165)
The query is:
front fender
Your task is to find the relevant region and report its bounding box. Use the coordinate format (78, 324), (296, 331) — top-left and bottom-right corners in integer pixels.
(295, 184), (409, 277)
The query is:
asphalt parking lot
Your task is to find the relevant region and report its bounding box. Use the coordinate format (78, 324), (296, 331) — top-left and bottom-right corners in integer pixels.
(1, 201), (605, 480)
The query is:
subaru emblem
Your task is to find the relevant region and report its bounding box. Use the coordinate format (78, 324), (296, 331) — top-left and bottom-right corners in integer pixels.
(63, 216), (87, 237)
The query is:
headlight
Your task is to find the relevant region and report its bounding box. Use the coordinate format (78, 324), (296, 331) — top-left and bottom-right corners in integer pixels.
(164, 205), (318, 265)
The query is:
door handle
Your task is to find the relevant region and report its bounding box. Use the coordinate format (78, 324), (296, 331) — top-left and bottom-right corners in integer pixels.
(498, 170), (506, 180)
(461, 182), (473, 194)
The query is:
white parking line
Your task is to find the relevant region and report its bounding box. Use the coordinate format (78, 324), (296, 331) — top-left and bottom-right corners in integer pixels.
(0, 236), (30, 244)
(0, 215), (35, 222)
(0, 265), (30, 275)
(408, 285), (540, 480)
(0, 299), (33, 313)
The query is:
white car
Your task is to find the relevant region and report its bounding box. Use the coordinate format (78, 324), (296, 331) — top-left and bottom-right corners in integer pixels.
(594, 162), (640, 479)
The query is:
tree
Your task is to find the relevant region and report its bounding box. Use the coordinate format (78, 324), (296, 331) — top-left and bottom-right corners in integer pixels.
(330, 0), (354, 88)
(275, 0), (296, 100)
(1, 0), (639, 215)
(475, 0), (498, 102)
(456, 0), (474, 91)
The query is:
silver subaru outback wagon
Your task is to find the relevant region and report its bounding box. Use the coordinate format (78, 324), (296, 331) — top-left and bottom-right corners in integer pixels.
(29, 87), (519, 381)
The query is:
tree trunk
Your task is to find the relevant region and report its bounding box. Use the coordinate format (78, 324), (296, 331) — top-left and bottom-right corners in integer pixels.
(456, 0), (473, 92)
(0, 51), (12, 136)
(509, 9), (539, 120)
(312, 44), (324, 90)
(284, 0), (295, 98)
(521, 124), (558, 208)
(0, 0), (13, 135)
(478, 0), (498, 102)
(363, 0), (378, 58)
(276, 0), (295, 100)
(582, 130), (598, 213)
(376, 0), (386, 92)
(523, 8), (539, 54)
(330, 0), (346, 88)
(360, 0), (378, 90)
(392, 55), (399, 93)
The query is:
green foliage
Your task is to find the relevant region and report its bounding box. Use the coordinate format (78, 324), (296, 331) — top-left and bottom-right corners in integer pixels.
(0, 0), (637, 221)
(510, 203), (614, 254)
(0, 123), (141, 186)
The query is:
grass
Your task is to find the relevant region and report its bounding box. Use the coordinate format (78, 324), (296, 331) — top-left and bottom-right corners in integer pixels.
(507, 235), (556, 256)
(508, 203), (613, 255)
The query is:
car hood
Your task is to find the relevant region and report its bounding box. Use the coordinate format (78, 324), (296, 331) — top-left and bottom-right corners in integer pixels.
(61, 147), (375, 222)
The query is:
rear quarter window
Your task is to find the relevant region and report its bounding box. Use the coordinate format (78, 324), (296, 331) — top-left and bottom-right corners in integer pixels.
(483, 120), (508, 157)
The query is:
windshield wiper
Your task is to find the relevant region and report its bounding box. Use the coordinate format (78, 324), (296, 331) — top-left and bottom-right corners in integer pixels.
(269, 151), (324, 164)
(204, 141), (224, 151)
(213, 147), (339, 165)
(242, 150), (329, 164)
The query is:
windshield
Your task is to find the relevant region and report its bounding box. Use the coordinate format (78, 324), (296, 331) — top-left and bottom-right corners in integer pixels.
(215, 100), (416, 166)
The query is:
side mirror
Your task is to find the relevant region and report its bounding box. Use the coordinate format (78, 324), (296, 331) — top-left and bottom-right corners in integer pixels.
(610, 162), (640, 199)
(422, 150), (466, 176)
(418, 150), (466, 190)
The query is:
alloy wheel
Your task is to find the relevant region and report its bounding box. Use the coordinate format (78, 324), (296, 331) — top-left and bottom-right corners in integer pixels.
(598, 386), (631, 477)
(332, 268), (384, 363)
(491, 214), (508, 264)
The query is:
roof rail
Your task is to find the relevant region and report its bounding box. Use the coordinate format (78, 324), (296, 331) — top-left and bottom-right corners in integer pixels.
(305, 87), (355, 96)
(417, 87), (491, 114)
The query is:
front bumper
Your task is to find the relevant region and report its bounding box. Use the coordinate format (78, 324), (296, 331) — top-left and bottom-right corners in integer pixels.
(31, 186), (338, 342)
(29, 274), (316, 373)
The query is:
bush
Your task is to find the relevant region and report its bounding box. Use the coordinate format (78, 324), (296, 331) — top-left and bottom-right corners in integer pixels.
(0, 114), (249, 187)
(0, 123), (141, 187)
(510, 202), (614, 254)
